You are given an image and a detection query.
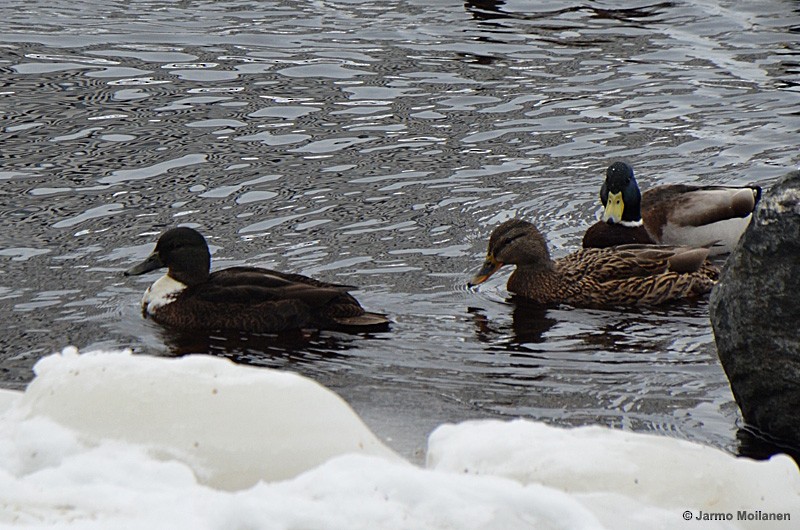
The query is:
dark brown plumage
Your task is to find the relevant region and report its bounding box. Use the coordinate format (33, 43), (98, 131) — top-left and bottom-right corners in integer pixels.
(582, 219), (653, 248)
(471, 219), (718, 308)
(124, 227), (389, 333)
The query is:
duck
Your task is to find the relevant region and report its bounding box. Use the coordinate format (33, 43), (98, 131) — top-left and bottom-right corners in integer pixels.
(582, 161), (761, 254)
(469, 219), (719, 308)
(124, 227), (389, 333)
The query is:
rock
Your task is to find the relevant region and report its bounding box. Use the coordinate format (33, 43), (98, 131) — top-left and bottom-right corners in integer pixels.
(709, 170), (800, 449)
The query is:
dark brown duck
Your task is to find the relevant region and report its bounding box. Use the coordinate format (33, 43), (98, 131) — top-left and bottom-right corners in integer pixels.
(124, 227), (389, 333)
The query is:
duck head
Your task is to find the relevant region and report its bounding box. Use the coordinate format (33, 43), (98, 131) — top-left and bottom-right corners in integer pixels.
(468, 219), (552, 287)
(124, 227), (211, 286)
(601, 161), (643, 227)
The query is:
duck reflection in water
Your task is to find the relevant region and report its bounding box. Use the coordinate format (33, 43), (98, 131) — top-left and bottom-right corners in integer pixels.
(469, 298), (557, 347)
(464, 0), (508, 21)
(152, 322), (388, 368)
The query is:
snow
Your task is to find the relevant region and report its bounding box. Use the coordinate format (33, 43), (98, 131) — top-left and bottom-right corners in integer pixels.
(0, 348), (798, 529)
(18, 347), (398, 489)
(429, 420), (800, 529)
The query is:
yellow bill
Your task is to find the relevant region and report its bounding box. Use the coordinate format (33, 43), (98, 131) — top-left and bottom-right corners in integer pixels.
(468, 255), (503, 287)
(602, 191), (625, 223)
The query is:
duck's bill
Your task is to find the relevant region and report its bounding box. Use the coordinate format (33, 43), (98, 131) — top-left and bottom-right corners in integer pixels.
(468, 257), (502, 287)
(602, 191), (624, 223)
(124, 252), (164, 276)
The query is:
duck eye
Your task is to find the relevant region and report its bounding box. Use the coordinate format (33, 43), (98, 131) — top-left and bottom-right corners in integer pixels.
(500, 232), (526, 249)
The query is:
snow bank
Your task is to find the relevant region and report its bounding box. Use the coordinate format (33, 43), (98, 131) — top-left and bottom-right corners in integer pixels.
(428, 419), (800, 530)
(17, 347), (399, 489)
(0, 348), (797, 529)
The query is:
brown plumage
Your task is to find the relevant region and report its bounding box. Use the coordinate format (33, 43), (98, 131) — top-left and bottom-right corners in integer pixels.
(583, 218), (653, 248)
(582, 162), (761, 255)
(471, 219), (718, 308)
(124, 227), (389, 333)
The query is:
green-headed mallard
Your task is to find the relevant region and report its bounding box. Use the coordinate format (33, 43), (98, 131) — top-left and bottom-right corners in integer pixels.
(470, 219), (718, 307)
(582, 161), (761, 254)
(124, 227), (389, 333)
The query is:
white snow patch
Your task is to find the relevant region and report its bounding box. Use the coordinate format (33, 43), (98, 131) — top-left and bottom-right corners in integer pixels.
(0, 348), (797, 529)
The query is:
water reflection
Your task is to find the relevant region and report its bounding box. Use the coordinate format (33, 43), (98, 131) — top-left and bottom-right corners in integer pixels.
(157, 325), (390, 367)
(465, 1), (676, 24)
(464, 0), (509, 23)
(468, 298), (556, 346)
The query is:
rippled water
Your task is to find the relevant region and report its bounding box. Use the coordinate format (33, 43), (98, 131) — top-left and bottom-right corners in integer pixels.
(1, 0), (798, 461)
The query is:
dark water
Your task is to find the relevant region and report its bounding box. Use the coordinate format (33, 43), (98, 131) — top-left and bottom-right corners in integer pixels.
(1, 0), (798, 461)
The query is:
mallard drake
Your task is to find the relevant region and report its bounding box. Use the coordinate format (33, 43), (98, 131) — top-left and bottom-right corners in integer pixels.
(124, 227), (389, 333)
(470, 219), (718, 307)
(582, 161), (761, 254)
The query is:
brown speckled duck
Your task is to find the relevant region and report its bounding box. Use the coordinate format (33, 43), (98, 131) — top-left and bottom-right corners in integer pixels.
(582, 161), (761, 255)
(124, 227), (389, 333)
(470, 219), (719, 308)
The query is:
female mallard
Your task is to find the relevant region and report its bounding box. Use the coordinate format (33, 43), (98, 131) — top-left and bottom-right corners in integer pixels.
(124, 227), (389, 333)
(582, 161), (761, 254)
(470, 219), (718, 308)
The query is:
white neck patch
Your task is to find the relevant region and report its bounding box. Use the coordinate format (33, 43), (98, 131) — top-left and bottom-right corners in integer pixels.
(617, 219), (644, 228)
(142, 275), (187, 315)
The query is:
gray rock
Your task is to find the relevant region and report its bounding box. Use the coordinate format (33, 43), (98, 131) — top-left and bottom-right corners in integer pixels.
(710, 170), (800, 449)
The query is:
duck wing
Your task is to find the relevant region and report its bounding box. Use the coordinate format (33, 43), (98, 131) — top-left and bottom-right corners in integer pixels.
(210, 267), (356, 290)
(197, 267), (352, 308)
(642, 184), (760, 249)
(558, 245), (713, 282)
(202, 267), (390, 330)
(556, 245), (717, 307)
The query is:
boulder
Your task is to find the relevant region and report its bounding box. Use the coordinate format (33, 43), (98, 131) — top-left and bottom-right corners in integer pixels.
(710, 170), (800, 449)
